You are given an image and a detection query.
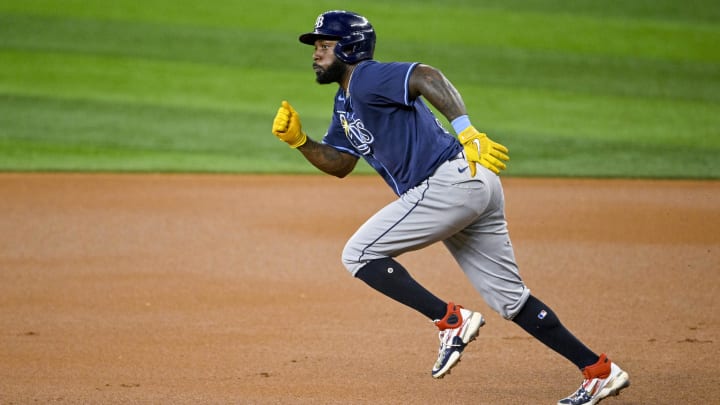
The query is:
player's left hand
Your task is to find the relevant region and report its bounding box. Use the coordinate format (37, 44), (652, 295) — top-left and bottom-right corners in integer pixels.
(458, 126), (509, 176)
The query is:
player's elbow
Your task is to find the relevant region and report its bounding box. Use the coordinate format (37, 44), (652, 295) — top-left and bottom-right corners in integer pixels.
(315, 165), (352, 178)
(333, 169), (352, 179)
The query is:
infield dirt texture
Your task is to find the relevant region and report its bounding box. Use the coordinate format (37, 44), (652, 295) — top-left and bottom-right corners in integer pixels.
(1, 174), (718, 404)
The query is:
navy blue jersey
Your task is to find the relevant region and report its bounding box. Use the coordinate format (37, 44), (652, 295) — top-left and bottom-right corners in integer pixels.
(321, 61), (462, 195)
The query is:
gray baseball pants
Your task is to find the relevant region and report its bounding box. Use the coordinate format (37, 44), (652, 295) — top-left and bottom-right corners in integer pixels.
(342, 153), (530, 320)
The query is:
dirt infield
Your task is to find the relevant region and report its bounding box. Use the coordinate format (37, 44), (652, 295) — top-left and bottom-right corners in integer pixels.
(1, 174), (718, 404)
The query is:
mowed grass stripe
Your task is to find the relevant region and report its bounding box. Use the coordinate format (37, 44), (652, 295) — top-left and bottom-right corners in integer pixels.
(0, 14), (308, 71)
(1, 0), (717, 62)
(2, 92), (714, 177)
(0, 94), (318, 173)
(0, 49), (333, 114)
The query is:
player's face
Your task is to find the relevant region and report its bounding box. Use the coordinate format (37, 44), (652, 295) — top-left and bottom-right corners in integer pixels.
(313, 39), (347, 84)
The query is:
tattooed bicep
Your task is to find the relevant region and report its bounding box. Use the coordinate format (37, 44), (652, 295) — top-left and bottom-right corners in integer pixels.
(408, 64), (467, 121)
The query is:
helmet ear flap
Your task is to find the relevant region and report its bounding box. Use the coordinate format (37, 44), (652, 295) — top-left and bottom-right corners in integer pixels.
(334, 42), (356, 63)
(334, 30), (376, 64)
(334, 42), (346, 62)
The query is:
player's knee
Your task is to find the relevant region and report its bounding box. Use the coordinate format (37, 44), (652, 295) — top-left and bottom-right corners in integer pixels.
(341, 257), (362, 276)
(341, 243), (364, 276)
(342, 234), (389, 276)
(487, 287), (531, 320)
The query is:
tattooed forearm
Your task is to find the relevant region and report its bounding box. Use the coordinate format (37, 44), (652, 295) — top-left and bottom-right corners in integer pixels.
(408, 64), (467, 122)
(298, 137), (358, 178)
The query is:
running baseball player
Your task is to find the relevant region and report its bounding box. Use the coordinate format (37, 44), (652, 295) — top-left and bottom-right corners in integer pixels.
(271, 10), (630, 405)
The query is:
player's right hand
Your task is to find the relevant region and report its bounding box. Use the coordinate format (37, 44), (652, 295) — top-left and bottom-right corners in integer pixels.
(272, 100), (308, 148)
(458, 126), (509, 176)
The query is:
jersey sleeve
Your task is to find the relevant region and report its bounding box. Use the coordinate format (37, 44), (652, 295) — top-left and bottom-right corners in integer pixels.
(352, 62), (419, 107)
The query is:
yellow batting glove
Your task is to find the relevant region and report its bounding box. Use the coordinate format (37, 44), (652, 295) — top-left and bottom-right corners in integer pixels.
(272, 100), (308, 148)
(457, 126), (509, 176)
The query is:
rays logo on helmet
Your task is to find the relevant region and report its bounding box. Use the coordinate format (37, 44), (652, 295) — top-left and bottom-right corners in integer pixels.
(315, 15), (324, 29)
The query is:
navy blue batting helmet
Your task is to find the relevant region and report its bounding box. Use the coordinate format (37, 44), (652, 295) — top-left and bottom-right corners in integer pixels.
(299, 10), (376, 64)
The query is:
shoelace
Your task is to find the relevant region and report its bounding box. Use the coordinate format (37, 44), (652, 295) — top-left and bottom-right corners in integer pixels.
(568, 381), (594, 402)
(571, 387), (591, 399)
(438, 331), (463, 349)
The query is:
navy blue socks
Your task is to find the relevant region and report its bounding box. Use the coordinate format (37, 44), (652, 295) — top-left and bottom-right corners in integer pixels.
(356, 259), (599, 370)
(355, 257), (447, 321)
(512, 295), (599, 369)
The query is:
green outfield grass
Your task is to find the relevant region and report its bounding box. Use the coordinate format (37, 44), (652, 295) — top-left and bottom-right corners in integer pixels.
(0, 0), (718, 178)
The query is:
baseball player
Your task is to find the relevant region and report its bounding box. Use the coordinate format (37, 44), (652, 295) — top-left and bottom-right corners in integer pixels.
(271, 10), (630, 405)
